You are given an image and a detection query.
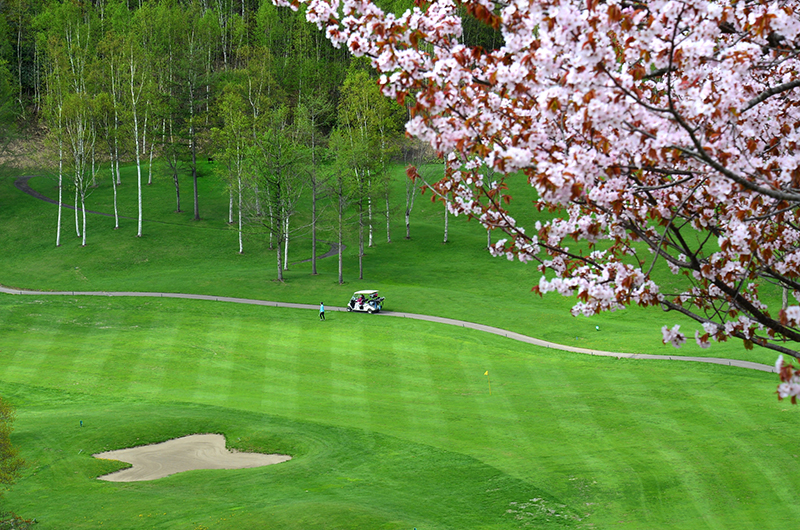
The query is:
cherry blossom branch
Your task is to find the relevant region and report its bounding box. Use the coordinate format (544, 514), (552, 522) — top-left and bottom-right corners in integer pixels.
(740, 79), (800, 113)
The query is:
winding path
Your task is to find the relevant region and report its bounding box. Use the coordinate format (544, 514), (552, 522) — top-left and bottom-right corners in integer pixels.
(0, 284), (776, 374)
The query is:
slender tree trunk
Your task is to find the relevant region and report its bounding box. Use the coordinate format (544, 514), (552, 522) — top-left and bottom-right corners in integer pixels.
(310, 132), (318, 274)
(147, 118), (159, 186)
(359, 197), (364, 280)
(368, 178), (373, 248)
(443, 201), (449, 243)
(90, 142), (96, 187)
(283, 215), (289, 270)
(133, 103), (143, 237)
(338, 184), (344, 285)
(237, 172), (243, 254)
(168, 118), (181, 212)
(276, 239), (284, 281)
(385, 192), (391, 243)
(311, 176), (318, 274)
(173, 166), (181, 212)
(113, 107), (121, 185)
(16, 13), (23, 116)
(114, 144), (121, 185)
(56, 133), (63, 247)
(111, 151), (119, 229)
(192, 141), (199, 220)
(190, 82), (200, 220)
(404, 176), (415, 239)
(487, 228), (491, 249)
(74, 184), (81, 237)
(142, 108), (150, 186)
(80, 186), (87, 246)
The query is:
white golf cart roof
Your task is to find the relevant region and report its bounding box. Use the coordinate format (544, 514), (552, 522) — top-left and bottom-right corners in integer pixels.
(353, 289), (379, 295)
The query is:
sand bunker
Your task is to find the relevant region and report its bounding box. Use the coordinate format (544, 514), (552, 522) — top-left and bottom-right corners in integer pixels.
(93, 433), (291, 482)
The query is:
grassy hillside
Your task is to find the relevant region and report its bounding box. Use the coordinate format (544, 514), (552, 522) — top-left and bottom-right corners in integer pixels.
(0, 162), (780, 364)
(0, 160), (796, 529)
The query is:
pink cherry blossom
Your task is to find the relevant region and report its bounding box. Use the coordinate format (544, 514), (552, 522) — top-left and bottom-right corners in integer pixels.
(275, 0), (800, 399)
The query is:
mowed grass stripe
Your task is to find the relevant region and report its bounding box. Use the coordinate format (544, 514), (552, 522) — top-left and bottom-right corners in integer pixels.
(452, 335), (538, 455)
(201, 311), (242, 408)
(692, 371), (798, 527)
(329, 319), (371, 428)
(388, 325), (450, 445)
(296, 316), (336, 424)
(125, 306), (181, 398)
(563, 360), (723, 526)
(259, 315), (305, 415)
(105, 299), (166, 393)
(362, 328), (410, 435)
(0, 299), (49, 382)
(588, 366), (707, 527)
(154, 308), (201, 401)
(218, 318), (266, 412)
(519, 355), (629, 505)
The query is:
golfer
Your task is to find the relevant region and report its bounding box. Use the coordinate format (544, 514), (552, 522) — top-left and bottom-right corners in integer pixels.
(319, 302), (325, 321)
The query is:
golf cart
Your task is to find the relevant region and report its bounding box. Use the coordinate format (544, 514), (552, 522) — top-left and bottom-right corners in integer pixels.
(347, 290), (384, 313)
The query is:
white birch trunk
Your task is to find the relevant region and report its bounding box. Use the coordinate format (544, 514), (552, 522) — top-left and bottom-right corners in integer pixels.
(80, 187), (87, 246)
(237, 173), (243, 254)
(56, 132), (63, 247)
(283, 216), (289, 270)
(443, 202), (449, 243)
(130, 50), (143, 237)
(276, 240), (283, 281)
(111, 153), (119, 229)
(134, 107), (142, 237)
(114, 142), (120, 185)
(148, 120), (157, 186)
(385, 193), (391, 243)
(368, 187), (373, 247)
(90, 141), (96, 187)
(74, 184), (80, 237)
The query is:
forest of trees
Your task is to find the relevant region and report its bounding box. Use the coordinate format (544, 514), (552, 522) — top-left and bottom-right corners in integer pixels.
(0, 0), (472, 281)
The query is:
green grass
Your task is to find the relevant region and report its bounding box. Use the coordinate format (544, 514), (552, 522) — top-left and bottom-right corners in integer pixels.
(0, 295), (797, 529)
(0, 161), (797, 529)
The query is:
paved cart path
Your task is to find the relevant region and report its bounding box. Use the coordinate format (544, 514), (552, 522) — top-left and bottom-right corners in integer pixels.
(0, 284), (776, 373)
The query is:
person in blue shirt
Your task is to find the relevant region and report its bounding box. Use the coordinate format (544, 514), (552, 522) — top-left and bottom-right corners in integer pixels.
(319, 302), (325, 321)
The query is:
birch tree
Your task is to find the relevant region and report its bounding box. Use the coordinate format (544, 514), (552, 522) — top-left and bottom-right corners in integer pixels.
(124, 35), (152, 238)
(329, 127), (358, 285)
(55, 17), (97, 246)
(213, 80), (251, 254)
(250, 104), (306, 281)
(43, 35), (66, 245)
(296, 93), (332, 275)
(336, 68), (382, 280)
